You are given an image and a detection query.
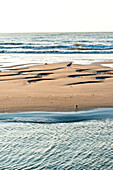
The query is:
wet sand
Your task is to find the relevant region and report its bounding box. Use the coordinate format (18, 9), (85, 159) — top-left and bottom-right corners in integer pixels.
(0, 62), (113, 113)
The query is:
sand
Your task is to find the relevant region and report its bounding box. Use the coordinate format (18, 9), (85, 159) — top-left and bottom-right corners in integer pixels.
(0, 62), (113, 113)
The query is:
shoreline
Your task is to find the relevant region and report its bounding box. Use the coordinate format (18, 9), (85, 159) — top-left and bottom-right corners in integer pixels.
(1, 107), (113, 114)
(1, 62), (113, 113)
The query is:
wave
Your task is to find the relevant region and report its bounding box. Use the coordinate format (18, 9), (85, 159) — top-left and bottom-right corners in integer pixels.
(0, 50), (113, 54)
(0, 108), (113, 124)
(0, 33), (113, 55)
(0, 42), (113, 54)
(0, 45), (69, 49)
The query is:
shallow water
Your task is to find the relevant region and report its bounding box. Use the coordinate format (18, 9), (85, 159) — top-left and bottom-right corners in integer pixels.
(0, 32), (113, 71)
(0, 108), (113, 123)
(0, 108), (113, 169)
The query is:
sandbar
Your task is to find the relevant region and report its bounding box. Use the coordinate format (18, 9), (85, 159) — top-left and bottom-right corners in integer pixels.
(0, 62), (113, 113)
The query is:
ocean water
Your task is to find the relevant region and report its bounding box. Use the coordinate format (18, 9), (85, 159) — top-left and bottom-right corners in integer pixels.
(0, 32), (113, 71)
(0, 32), (113, 54)
(0, 108), (113, 169)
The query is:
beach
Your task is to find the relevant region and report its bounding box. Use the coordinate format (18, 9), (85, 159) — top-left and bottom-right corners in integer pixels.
(1, 62), (113, 113)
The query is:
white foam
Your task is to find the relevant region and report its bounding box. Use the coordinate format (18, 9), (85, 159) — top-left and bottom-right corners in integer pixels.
(1, 53), (113, 71)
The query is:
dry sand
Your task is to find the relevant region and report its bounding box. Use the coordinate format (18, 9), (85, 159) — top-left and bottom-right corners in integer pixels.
(1, 62), (113, 113)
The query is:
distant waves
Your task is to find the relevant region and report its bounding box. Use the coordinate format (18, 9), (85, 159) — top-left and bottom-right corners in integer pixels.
(0, 32), (113, 54)
(0, 42), (113, 54)
(1, 32), (113, 71)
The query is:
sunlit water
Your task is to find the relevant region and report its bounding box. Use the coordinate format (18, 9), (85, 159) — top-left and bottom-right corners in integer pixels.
(0, 108), (113, 169)
(0, 32), (113, 72)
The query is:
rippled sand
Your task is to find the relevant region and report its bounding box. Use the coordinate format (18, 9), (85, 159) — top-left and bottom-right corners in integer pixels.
(1, 62), (113, 112)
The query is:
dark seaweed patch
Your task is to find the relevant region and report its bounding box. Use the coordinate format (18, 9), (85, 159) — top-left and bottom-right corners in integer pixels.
(96, 70), (113, 74)
(96, 76), (112, 79)
(28, 78), (55, 83)
(68, 73), (96, 78)
(67, 81), (102, 86)
(76, 69), (90, 72)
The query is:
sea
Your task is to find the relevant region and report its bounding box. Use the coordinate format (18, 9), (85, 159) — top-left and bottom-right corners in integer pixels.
(0, 32), (113, 169)
(0, 32), (113, 71)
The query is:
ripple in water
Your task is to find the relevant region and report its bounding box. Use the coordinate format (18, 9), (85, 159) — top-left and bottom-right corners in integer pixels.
(0, 109), (113, 169)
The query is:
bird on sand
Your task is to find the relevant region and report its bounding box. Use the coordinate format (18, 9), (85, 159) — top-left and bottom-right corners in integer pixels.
(67, 62), (72, 67)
